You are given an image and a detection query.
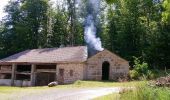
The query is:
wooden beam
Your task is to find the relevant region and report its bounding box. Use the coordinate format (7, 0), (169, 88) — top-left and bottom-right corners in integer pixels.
(56, 64), (57, 81)
(11, 64), (16, 86)
(30, 64), (36, 86)
(0, 71), (12, 74)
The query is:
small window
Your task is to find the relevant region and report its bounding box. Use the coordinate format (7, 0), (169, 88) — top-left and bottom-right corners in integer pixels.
(70, 70), (73, 76)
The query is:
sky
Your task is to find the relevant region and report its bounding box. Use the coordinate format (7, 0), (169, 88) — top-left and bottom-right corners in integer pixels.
(0, 0), (10, 20)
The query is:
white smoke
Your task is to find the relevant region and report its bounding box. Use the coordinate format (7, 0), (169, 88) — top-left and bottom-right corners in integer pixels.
(84, 0), (103, 51)
(84, 15), (104, 51)
(88, 0), (100, 14)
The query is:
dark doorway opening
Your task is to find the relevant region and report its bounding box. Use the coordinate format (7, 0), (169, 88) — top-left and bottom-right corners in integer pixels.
(102, 61), (110, 80)
(36, 73), (56, 86)
(17, 65), (31, 72)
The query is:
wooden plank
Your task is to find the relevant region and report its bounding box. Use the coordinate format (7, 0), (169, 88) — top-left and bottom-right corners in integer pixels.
(0, 71), (12, 74)
(30, 64), (36, 86)
(11, 64), (16, 86)
(36, 71), (56, 73)
(56, 64), (57, 81)
(15, 72), (31, 75)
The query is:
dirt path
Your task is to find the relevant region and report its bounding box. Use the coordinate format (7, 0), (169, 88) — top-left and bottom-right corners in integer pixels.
(19, 87), (121, 100)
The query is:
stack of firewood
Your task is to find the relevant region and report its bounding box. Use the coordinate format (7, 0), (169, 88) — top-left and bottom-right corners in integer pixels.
(155, 75), (170, 87)
(148, 75), (170, 87)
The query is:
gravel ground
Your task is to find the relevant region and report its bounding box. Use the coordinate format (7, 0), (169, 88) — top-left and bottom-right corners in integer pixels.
(19, 87), (122, 100)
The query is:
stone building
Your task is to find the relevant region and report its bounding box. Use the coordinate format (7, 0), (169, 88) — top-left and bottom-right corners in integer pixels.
(0, 46), (129, 86)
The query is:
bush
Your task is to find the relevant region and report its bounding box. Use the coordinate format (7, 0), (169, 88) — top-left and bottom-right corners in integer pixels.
(147, 70), (156, 79)
(130, 57), (155, 80)
(130, 70), (139, 79)
(133, 57), (148, 75)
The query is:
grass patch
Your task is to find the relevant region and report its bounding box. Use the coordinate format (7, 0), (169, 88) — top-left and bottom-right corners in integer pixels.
(120, 85), (170, 100)
(0, 81), (144, 100)
(95, 81), (170, 100)
(94, 93), (120, 100)
(73, 80), (145, 87)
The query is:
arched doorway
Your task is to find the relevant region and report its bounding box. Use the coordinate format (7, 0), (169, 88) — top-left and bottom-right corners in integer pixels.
(102, 61), (110, 80)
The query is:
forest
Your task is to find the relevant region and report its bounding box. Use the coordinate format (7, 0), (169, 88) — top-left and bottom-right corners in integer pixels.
(0, 0), (169, 69)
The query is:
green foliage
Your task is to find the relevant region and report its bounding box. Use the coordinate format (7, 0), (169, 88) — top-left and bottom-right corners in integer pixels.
(162, 0), (170, 24)
(0, 0), (169, 69)
(130, 70), (140, 80)
(105, 0), (118, 4)
(130, 57), (155, 80)
(120, 85), (170, 100)
(133, 57), (149, 75)
(0, 0), (23, 58)
(103, 0), (169, 69)
(0, 0), (84, 58)
(21, 0), (49, 48)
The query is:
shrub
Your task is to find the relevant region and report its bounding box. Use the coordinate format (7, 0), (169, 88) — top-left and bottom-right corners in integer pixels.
(130, 57), (155, 80)
(130, 70), (139, 79)
(133, 57), (148, 75)
(147, 70), (156, 79)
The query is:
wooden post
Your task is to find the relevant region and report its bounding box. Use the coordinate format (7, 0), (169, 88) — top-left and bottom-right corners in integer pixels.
(11, 64), (16, 86)
(56, 64), (57, 81)
(31, 64), (36, 86)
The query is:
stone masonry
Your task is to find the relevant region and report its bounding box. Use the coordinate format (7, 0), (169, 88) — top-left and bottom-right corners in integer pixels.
(86, 50), (129, 81)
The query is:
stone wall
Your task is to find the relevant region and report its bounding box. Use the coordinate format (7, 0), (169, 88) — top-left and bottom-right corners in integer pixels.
(0, 79), (31, 87)
(0, 79), (11, 86)
(86, 50), (129, 81)
(57, 63), (85, 84)
(14, 80), (31, 87)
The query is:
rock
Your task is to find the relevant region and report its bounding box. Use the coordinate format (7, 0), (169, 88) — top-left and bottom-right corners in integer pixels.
(48, 81), (58, 87)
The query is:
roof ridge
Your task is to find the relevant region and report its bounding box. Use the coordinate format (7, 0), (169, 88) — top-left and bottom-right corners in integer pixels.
(28, 46), (87, 51)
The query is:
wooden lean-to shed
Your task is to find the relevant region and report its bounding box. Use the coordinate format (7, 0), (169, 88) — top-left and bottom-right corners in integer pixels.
(0, 46), (129, 86)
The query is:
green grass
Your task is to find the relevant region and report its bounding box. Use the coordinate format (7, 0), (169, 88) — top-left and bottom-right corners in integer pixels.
(0, 70), (169, 100)
(0, 80), (144, 92)
(0, 86), (51, 100)
(0, 80), (144, 100)
(120, 85), (170, 100)
(93, 70), (170, 100)
(95, 82), (170, 100)
(73, 80), (145, 87)
(94, 93), (120, 100)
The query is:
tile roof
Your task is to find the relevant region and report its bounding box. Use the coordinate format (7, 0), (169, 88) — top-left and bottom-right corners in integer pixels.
(0, 46), (87, 64)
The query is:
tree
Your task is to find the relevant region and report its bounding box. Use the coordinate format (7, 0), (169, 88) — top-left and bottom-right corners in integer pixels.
(66, 0), (84, 46)
(0, 0), (22, 58)
(21, 0), (49, 48)
(162, 0), (170, 25)
(0, 0), (50, 58)
(105, 0), (166, 68)
(106, 0), (143, 60)
(50, 3), (69, 47)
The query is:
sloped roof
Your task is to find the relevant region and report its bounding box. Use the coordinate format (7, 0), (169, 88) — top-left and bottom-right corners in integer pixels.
(0, 46), (87, 64)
